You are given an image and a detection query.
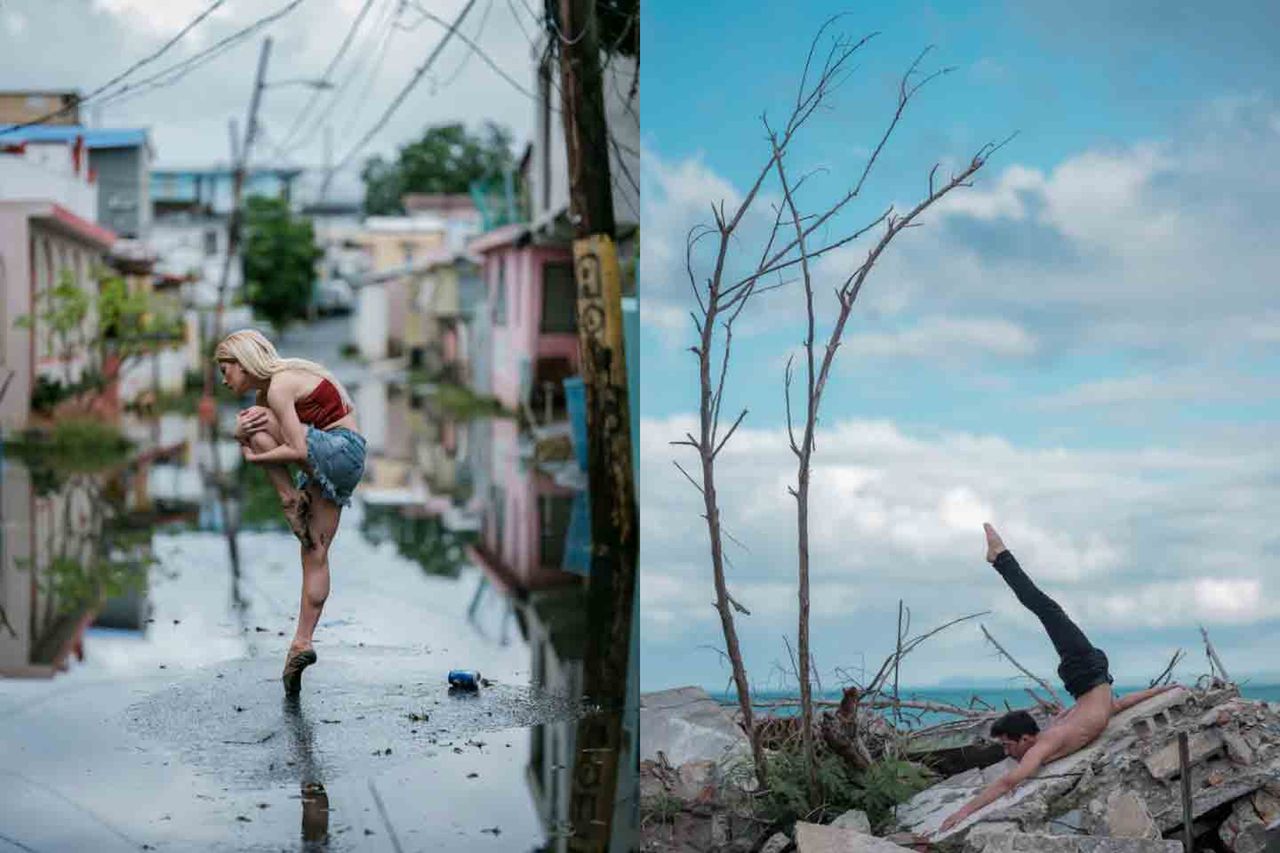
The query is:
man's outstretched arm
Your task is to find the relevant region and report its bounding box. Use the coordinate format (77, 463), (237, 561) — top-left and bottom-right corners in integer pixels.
(1113, 683), (1179, 715)
(935, 739), (1055, 834)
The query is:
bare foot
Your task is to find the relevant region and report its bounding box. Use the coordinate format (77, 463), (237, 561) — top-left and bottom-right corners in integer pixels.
(282, 492), (314, 550)
(983, 522), (1007, 563)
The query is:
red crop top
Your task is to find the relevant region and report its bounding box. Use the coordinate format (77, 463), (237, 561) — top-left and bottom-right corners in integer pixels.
(295, 378), (350, 429)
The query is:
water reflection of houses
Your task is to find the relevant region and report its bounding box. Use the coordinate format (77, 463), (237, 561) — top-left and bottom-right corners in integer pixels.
(0, 448), (164, 677)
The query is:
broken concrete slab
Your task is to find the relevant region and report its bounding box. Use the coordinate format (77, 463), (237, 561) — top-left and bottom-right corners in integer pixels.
(831, 808), (872, 833)
(1143, 729), (1224, 779)
(639, 686), (751, 768)
(1103, 789), (1159, 839)
(761, 831), (792, 853)
(966, 833), (1183, 852)
(794, 821), (910, 852)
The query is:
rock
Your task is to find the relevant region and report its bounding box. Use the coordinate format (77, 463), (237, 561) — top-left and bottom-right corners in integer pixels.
(963, 822), (1021, 851)
(1104, 790), (1159, 839)
(831, 808), (872, 833)
(1143, 729), (1224, 779)
(1224, 730), (1258, 765)
(1220, 796), (1270, 853)
(1254, 783), (1280, 825)
(794, 822), (910, 852)
(639, 687), (752, 769)
(673, 759), (718, 804)
(967, 834), (1183, 852)
(1048, 809), (1085, 835)
(761, 831), (792, 853)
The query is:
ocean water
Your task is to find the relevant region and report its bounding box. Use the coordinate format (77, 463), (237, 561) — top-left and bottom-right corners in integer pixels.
(715, 683), (1280, 729)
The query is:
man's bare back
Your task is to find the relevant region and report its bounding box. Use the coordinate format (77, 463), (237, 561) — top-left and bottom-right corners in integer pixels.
(935, 525), (1177, 835)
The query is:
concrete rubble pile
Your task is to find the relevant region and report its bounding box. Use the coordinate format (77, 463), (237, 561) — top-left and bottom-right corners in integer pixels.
(897, 685), (1280, 852)
(640, 685), (1280, 852)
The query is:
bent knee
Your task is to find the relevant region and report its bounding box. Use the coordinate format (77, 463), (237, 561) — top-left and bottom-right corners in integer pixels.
(248, 430), (277, 452)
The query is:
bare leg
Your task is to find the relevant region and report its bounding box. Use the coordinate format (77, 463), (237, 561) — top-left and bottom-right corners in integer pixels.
(245, 429), (302, 505)
(290, 482), (343, 655)
(241, 411), (313, 547)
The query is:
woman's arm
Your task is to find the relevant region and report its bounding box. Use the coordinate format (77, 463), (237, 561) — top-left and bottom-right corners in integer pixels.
(244, 381), (309, 465)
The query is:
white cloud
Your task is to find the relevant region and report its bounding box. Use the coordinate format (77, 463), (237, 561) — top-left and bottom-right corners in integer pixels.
(644, 96), (1280, 362)
(846, 316), (1038, 360)
(5, 0), (546, 171)
(642, 412), (1280, 686)
(1067, 578), (1280, 630)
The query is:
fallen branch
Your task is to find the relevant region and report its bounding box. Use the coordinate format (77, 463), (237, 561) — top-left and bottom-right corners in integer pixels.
(980, 623), (1064, 708)
(746, 697), (991, 719)
(1199, 625), (1231, 684)
(1150, 648), (1185, 688)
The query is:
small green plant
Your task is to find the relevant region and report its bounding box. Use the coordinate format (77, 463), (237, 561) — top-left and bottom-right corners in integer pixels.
(3, 419), (133, 494)
(429, 382), (508, 420)
(749, 739), (933, 831)
(642, 789), (683, 828)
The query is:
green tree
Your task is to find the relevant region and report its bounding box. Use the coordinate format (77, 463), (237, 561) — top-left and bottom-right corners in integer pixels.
(16, 268), (181, 413)
(241, 195), (321, 334)
(360, 121), (517, 215)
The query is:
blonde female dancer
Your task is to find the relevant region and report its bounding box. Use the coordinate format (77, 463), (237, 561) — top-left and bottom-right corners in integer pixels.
(215, 330), (367, 694)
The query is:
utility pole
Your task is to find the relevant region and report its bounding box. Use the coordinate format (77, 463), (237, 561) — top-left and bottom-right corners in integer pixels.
(199, 36), (273, 421)
(555, 1), (637, 850)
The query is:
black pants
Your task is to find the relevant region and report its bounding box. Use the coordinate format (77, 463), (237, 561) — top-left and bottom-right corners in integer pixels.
(993, 550), (1112, 699)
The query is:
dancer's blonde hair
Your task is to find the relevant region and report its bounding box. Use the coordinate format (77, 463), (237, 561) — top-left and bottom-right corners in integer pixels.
(214, 329), (351, 407)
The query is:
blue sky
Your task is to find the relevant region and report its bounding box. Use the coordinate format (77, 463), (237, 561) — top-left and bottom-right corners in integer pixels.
(639, 1), (1280, 692)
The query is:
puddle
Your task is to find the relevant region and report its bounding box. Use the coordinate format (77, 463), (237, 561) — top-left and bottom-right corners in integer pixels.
(0, 320), (636, 850)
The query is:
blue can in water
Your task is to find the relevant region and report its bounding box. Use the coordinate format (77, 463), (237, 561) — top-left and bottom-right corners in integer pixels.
(448, 669), (481, 690)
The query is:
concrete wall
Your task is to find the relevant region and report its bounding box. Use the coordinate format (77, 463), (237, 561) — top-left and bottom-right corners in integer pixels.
(0, 145), (97, 221)
(90, 145), (150, 238)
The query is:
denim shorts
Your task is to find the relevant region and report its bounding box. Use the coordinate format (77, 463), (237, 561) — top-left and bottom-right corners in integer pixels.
(295, 426), (367, 507)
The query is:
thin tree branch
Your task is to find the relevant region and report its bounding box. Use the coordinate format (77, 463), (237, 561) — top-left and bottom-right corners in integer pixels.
(981, 623), (1064, 708)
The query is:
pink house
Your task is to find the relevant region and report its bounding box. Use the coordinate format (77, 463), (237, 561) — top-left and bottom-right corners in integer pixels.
(468, 223), (580, 412)
(468, 419), (580, 595)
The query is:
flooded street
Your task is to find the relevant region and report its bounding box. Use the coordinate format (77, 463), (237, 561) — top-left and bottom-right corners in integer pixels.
(0, 319), (635, 851)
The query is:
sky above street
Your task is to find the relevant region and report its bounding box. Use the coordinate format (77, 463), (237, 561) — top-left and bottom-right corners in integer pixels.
(0, 0), (539, 202)
(640, 1), (1280, 692)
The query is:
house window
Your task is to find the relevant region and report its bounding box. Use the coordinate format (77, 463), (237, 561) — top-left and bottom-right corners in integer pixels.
(203, 229), (218, 257)
(538, 494), (574, 568)
(540, 262), (576, 333)
(492, 259), (507, 325)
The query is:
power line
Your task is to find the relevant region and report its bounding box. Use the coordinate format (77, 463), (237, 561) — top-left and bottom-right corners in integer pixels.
(2, 0), (229, 131)
(327, 0), (480, 183)
(438, 0), (496, 89)
(406, 1), (537, 101)
(293, 0), (401, 152)
(277, 0), (379, 149)
(90, 0), (312, 113)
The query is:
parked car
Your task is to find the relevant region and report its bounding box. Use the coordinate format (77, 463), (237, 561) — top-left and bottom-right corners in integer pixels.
(314, 278), (354, 315)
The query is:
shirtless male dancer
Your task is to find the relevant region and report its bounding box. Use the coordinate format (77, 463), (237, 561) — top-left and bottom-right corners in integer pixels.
(937, 523), (1178, 834)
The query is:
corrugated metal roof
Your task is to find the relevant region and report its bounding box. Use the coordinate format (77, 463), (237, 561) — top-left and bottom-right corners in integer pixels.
(0, 124), (149, 150)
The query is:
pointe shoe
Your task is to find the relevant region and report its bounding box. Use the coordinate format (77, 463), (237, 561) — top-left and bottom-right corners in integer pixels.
(282, 648), (318, 695)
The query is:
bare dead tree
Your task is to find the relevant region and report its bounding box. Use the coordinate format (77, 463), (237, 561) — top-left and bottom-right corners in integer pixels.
(674, 19), (1009, 797)
(980, 623), (1064, 708)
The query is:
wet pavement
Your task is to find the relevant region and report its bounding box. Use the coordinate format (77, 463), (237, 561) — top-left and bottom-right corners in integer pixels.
(0, 318), (635, 851)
